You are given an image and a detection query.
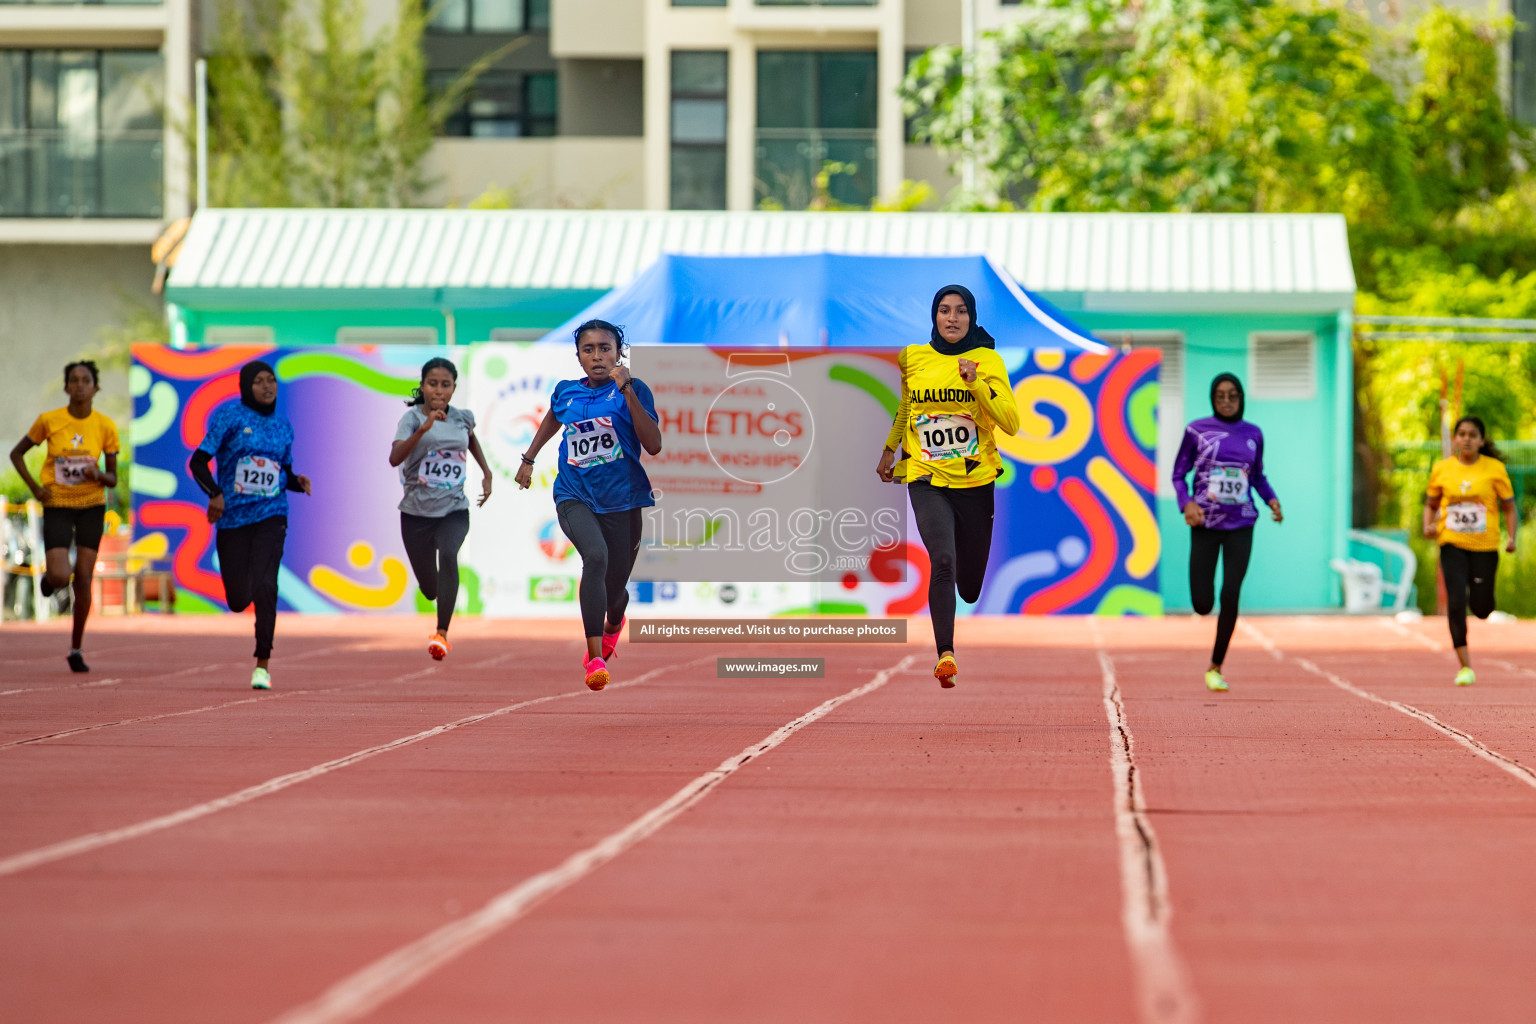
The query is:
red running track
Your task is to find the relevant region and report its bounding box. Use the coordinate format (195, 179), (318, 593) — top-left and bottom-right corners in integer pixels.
(1, 613), (1534, 1023)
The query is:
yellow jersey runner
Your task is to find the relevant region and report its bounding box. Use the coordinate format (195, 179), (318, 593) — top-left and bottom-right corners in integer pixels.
(885, 344), (1020, 488)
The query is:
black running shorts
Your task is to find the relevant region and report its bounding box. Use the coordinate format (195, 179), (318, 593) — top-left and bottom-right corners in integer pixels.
(42, 505), (106, 552)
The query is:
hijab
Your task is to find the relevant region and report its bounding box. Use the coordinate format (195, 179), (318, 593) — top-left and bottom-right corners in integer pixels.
(929, 284), (996, 356)
(1209, 372), (1245, 423)
(240, 360), (277, 416)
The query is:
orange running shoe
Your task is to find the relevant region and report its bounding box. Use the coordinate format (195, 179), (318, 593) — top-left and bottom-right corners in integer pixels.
(934, 654), (958, 688)
(584, 655), (610, 691)
(428, 632), (451, 661)
(601, 617), (626, 660)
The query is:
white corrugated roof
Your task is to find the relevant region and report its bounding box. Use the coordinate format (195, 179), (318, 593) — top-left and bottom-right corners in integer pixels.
(168, 209), (1355, 310)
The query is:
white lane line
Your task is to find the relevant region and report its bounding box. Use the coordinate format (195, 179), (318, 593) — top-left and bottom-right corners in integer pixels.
(0, 640), (360, 698)
(0, 643), (453, 749)
(0, 656), (705, 878)
(1242, 624), (1536, 792)
(266, 654), (917, 1024)
(1095, 644), (1201, 1024)
(1376, 617), (1446, 653)
(1488, 659), (1536, 680)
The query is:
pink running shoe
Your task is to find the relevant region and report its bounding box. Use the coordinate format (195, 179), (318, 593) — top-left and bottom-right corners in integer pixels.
(583, 655), (610, 691)
(601, 617), (626, 660)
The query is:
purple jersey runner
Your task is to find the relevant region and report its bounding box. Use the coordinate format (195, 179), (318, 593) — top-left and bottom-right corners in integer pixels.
(1171, 416), (1279, 530)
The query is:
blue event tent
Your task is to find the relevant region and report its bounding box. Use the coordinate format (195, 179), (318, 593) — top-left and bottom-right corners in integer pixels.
(534, 253), (1107, 351)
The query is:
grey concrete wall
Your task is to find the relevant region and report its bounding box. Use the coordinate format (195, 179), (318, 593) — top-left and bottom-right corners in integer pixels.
(0, 245), (158, 448)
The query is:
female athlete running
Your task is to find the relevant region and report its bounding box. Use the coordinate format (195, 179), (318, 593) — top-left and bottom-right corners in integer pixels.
(1173, 372), (1282, 692)
(515, 320), (661, 690)
(1423, 415), (1517, 685)
(8, 360), (120, 672)
(876, 284), (1020, 688)
(389, 357), (493, 660)
(189, 360), (311, 690)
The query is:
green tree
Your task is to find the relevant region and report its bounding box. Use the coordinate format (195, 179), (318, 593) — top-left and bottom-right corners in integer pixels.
(903, 0), (1528, 228)
(204, 0), (514, 208)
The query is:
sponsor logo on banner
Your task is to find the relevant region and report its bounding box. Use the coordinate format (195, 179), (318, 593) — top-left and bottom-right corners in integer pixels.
(529, 576), (577, 602)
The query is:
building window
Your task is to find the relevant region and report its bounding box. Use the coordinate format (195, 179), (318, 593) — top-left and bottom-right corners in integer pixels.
(434, 70), (556, 137)
(0, 49), (164, 218)
(1516, 0), (1536, 125)
(428, 0), (549, 34)
(671, 0), (726, 6)
(671, 51), (727, 210)
(755, 50), (876, 210)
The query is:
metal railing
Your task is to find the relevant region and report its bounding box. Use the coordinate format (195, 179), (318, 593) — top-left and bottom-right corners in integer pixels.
(0, 129), (163, 218)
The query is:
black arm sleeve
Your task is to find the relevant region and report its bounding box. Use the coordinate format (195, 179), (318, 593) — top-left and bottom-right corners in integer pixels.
(188, 450), (222, 499)
(283, 464), (304, 492)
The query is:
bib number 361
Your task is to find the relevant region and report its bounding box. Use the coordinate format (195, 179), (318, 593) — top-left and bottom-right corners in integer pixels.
(565, 417), (623, 469)
(54, 455), (95, 486)
(233, 456), (282, 498)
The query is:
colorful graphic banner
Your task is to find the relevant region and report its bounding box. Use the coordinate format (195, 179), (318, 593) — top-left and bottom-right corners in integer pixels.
(130, 343), (1159, 617)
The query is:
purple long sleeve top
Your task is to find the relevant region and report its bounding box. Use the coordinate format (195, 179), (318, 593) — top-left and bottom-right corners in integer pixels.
(1171, 416), (1278, 530)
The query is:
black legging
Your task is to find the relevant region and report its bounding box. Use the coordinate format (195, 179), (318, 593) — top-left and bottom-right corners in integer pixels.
(216, 515), (286, 660)
(557, 500), (643, 640)
(909, 479), (995, 658)
(1189, 525), (1253, 666)
(401, 509), (470, 633)
(1440, 543), (1498, 649)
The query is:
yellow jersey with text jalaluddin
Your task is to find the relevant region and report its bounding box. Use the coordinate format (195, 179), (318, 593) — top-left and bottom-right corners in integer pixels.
(884, 344), (1020, 489)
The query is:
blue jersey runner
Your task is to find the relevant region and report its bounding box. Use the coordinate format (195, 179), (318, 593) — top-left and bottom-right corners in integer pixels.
(550, 377), (657, 513)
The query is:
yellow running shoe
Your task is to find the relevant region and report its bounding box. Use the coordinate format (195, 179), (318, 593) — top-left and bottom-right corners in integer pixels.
(428, 632), (451, 661)
(251, 667), (272, 690)
(1454, 667), (1475, 686)
(1205, 669), (1228, 692)
(584, 655), (610, 691)
(934, 654), (957, 689)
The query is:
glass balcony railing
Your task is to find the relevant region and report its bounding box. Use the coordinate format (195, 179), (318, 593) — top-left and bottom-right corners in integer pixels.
(0, 130), (164, 218)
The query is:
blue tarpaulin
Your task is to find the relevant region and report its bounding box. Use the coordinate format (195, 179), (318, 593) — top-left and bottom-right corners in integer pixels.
(535, 253), (1107, 351)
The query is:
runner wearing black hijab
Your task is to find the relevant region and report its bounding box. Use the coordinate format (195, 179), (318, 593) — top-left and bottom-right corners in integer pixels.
(1171, 372), (1282, 692)
(189, 360), (311, 689)
(876, 285), (1020, 687)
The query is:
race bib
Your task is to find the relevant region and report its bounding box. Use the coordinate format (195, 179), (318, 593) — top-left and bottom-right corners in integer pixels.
(233, 455), (282, 498)
(564, 417), (623, 469)
(1446, 502), (1487, 535)
(54, 455), (95, 486)
(417, 449), (467, 490)
(1207, 466), (1250, 505)
(915, 413), (980, 462)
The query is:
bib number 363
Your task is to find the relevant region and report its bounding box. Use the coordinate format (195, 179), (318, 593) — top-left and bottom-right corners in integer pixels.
(1207, 466), (1250, 505)
(418, 449), (467, 489)
(916, 413), (980, 462)
(1447, 502), (1487, 535)
(565, 417), (623, 469)
(233, 456), (282, 498)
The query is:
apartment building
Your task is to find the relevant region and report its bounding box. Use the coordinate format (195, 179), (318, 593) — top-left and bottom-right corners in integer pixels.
(0, 0), (192, 440)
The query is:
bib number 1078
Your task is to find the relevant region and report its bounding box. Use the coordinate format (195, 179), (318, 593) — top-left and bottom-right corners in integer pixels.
(565, 418), (622, 469)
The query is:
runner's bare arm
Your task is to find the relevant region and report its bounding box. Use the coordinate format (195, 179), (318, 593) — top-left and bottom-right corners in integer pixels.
(469, 431), (493, 507)
(1422, 493), (1441, 538)
(1503, 497), (1518, 552)
(389, 409), (446, 467)
(515, 409), (561, 490)
(86, 452), (119, 489)
(9, 437), (47, 502)
(622, 382), (662, 455)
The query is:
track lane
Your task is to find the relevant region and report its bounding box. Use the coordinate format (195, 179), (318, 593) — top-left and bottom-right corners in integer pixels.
(1110, 617), (1536, 1024)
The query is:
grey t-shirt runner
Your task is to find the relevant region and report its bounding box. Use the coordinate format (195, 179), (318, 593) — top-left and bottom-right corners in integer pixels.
(395, 405), (476, 518)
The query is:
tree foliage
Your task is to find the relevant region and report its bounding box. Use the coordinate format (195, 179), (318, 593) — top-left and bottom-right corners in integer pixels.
(904, 0), (1529, 227)
(204, 0), (511, 207)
